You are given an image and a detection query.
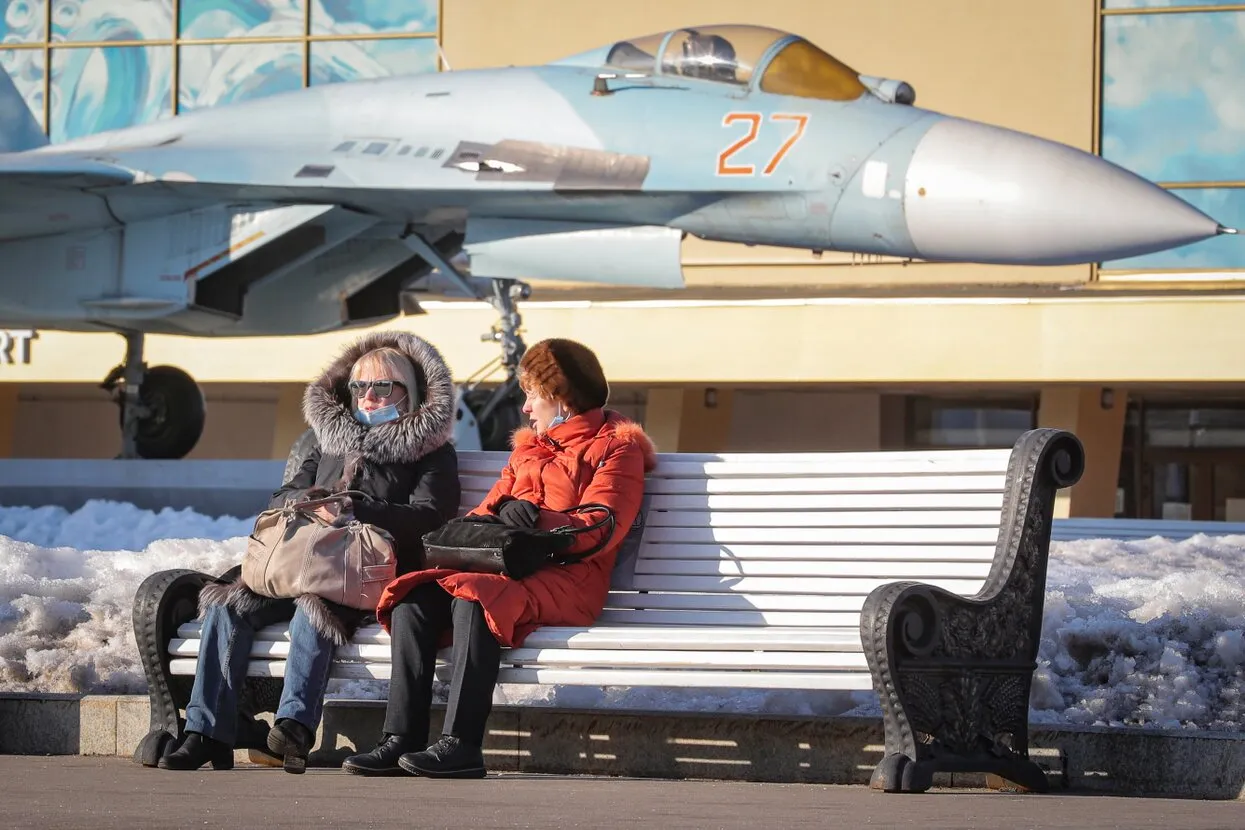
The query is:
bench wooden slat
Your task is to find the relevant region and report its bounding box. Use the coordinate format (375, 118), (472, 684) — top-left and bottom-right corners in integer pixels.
(627, 460), (1012, 478)
(626, 574), (987, 596)
(502, 648), (869, 671)
(460, 474), (1010, 496)
(494, 667), (875, 690)
(603, 592), (873, 612)
(643, 526), (1000, 544)
(455, 448), (1011, 470)
(631, 558), (996, 579)
(459, 489), (1008, 511)
(647, 492), (1007, 510)
(173, 592), (877, 642)
(644, 509), (1002, 528)
(174, 621), (864, 649)
(167, 658), (875, 690)
(173, 625), (864, 653)
(635, 542), (997, 562)
(593, 609), (864, 627)
(519, 626), (862, 651)
(457, 452), (1012, 476)
(171, 640), (869, 671)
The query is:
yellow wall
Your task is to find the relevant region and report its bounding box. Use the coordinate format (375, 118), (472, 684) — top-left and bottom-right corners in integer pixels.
(10, 294), (1245, 387)
(1038, 386), (1128, 518)
(444, 0), (1094, 145)
(7, 383), (283, 459)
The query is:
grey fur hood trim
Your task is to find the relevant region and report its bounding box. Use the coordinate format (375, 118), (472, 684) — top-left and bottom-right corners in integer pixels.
(303, 331), (455, 465)
(198, 580), (352, 646)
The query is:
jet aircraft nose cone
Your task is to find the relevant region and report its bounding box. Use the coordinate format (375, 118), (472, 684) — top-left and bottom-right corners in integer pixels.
(902, 118), (1222, 265)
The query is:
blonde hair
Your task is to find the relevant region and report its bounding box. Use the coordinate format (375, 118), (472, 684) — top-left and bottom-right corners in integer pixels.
(350, 348), (421, 413)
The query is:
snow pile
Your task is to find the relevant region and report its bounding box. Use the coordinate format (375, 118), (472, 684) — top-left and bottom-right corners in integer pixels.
(1, 501), (1242, 730)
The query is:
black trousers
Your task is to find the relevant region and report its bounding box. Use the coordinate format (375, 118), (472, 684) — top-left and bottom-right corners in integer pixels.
(383, 581), (502, 748)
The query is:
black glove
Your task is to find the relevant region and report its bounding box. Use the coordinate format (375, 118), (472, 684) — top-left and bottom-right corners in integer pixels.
(497, 498), (541, 528)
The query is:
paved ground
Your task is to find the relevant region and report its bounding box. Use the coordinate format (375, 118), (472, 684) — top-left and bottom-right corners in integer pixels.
(1, 756), (1240, 829)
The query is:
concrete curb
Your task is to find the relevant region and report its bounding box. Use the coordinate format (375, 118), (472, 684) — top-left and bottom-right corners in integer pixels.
(2, 693), (1242, 799)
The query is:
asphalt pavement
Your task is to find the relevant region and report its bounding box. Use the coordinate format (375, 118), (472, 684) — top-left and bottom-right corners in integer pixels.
(1, 756), (1240, 829)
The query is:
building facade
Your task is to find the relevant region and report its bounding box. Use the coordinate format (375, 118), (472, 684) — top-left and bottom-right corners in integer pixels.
(1, 0), (1244, 521)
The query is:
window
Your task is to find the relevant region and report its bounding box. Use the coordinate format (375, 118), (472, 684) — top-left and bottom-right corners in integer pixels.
(0, 0), (442, 139)
(906, 396), (1037, 449)
(759, 39), (866, 102)
(1098, 3), (1244, 273)
(1143, 406), (1245, 449)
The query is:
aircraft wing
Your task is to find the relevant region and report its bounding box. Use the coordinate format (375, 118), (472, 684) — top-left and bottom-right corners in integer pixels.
(0, 140), (686, 338)
(0, 153), (138, 189)
(0, 147), (344, 242)
(0, 143), (688, 291)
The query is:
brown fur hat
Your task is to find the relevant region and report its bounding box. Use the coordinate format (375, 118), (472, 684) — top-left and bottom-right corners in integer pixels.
(519, 338), (609, 413)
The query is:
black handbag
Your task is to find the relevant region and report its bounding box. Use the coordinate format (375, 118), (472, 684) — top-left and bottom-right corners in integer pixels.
(421, 504), (616, 580)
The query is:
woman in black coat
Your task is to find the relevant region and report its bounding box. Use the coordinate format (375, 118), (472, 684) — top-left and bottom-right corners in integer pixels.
(159, 332), (461, 773)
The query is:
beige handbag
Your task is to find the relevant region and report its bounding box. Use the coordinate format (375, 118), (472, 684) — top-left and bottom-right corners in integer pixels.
(242, 491), (397, 611)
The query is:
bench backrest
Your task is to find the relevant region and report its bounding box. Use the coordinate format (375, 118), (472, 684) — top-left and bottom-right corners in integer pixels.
(456, 447), (1013, 630)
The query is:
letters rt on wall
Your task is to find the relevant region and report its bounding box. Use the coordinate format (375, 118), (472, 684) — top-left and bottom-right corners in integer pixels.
(0, 330), (38, 365)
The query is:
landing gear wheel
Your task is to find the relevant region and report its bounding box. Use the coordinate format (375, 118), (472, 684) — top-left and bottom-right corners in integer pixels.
(116, 365), (206, 459)
(463, 387), (524, 451)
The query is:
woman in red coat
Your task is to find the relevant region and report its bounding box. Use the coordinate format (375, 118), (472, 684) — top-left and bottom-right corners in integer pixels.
(344, 338), (656, 779)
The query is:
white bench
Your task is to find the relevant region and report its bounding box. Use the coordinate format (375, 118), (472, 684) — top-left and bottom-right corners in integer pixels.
(163, 448), (1015, 689)
(132, 428), (1084, 793)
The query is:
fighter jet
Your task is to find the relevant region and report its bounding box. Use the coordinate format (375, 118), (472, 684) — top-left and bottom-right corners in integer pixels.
(0, 24), (1234, 458)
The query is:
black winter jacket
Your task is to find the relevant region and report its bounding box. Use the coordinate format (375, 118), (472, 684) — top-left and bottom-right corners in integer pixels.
(199, 331), (462, 644)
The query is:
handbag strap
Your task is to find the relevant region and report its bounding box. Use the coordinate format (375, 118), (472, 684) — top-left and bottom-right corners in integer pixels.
(288, 490), (370, 525)
(548, 503), (617, 564)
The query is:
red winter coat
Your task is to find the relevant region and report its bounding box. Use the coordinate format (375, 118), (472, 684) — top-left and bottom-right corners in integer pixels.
(376, 408), (657, 647)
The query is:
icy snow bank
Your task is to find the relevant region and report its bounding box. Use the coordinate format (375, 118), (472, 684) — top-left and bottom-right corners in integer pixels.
(1, 501), (1242, 729)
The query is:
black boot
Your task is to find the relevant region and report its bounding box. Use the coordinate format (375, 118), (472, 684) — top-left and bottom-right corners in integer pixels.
(267, 718), (316, 775)
(157, 732), (234, 771)
(398, 735), (486, 779)
(342, 734), (422, 776)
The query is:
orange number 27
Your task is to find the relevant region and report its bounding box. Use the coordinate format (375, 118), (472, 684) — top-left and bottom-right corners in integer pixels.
(717, 112), (809, 177)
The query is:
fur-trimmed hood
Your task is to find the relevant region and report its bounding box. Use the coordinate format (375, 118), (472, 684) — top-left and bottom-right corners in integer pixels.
(197, 332), (457, 645)
(303, 331), (455, 465)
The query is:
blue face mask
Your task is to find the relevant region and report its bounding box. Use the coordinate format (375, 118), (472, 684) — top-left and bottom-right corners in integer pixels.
(548, 405), (568, 430)
(354, 403), (402, 426)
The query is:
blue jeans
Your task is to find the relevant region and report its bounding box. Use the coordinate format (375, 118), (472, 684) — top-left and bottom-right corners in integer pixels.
(184, 603), (335, 744)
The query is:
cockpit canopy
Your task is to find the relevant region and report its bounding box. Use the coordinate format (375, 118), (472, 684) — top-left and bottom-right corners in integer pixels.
(589, 24), (867, 102)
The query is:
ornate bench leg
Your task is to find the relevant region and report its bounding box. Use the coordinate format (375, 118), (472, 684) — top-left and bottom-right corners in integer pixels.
(860, 428), (1084, 794)
(131, 566), (288, 766)
(131, 568), (211, 766)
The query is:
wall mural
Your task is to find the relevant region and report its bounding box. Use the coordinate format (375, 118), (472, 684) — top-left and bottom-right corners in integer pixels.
(0, 0), (438, 139)
(1100, 6), (1245, 270)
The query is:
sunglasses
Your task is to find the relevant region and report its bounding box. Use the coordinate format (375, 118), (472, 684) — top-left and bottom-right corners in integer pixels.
(348, 379), (405, 398)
